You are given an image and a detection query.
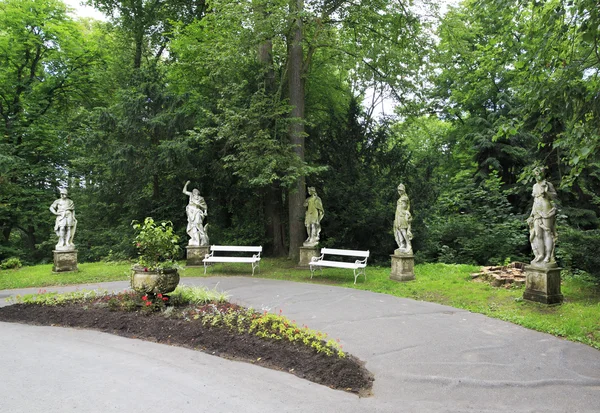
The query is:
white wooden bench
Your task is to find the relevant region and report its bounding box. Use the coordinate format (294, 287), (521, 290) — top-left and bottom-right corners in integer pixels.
(203, 245), (262, 276)
(309, 248), (370, 284)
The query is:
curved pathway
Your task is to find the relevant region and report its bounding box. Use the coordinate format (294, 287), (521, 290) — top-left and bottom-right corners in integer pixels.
(1, 277), (599, 412)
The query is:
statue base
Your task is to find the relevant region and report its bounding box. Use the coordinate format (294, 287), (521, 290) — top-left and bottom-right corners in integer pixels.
(390, 252), (415, 282)
(523, 264), (563, 305)
(186, 246), (209, 266)
(298, 246), (320, 267)
(53, 250), (78, 272)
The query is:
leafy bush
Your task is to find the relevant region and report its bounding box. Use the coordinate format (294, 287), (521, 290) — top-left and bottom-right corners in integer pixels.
(556, 226), (600, 284)
(420, 173), (528, 265)
(132, 217), (180, 270)
(0, 257), (22, 270)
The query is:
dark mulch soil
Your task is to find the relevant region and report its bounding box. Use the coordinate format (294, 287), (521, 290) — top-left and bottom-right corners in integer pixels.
(0, 303), (373, 396)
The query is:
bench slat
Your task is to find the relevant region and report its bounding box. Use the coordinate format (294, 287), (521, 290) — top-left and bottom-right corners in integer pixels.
(311, 260), (365, 269)
(204, 257), (259, 263)
(210, 245), (262, 253)
(320, 248), (369, 257)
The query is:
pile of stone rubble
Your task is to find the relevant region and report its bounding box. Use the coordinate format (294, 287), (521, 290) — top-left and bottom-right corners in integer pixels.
(470, 262), (526, 287)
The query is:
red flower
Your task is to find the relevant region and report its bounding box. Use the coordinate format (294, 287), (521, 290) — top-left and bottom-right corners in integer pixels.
(144, 268), (148, 272)
(145, 301), (152, 306)
(157, 293), (163, 298)
(162, 297), (168, 301)
(136, 243), (141, 247)
(142, 295), (148, 301)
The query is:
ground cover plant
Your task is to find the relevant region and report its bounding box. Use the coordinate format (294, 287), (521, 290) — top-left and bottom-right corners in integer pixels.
(1, 259), (599, 350)
(0, 285), (373, 395)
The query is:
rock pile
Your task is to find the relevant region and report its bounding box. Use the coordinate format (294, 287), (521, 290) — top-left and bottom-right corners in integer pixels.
(471, 262), (526, 288)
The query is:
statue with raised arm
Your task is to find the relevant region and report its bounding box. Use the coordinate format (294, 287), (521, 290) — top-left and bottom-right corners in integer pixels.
(303, 187), (324, 247)
(183, 181), (209, 246)
(394, 183), (413, 254)
(527, 167), (557, 266)
(49, 188), (77, 250)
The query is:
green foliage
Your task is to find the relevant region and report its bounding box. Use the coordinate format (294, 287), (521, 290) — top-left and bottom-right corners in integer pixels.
(170, 285), (230, 306)
(0, 0), (99, 263)
(420, 172), (528, 265)
(132, 217), (180, 270)
(197, 306), (346, 358)
(0, 257), (22, 270)
(308, 98), (409, 263)
(6, 289), (104, 305)
(556, 226), (600, 284)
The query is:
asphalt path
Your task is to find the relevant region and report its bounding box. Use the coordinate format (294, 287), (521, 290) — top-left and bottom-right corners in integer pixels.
(1, 277), (599, 412)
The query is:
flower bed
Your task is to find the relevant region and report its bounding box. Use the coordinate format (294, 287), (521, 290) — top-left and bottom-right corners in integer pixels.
(0, 287), (373, 395)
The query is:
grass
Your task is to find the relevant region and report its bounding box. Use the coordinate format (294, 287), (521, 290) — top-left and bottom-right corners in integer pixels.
(1, 258), (599, 350)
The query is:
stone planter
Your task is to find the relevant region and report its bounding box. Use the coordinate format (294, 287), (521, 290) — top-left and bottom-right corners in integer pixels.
(130, 266), (180, 295)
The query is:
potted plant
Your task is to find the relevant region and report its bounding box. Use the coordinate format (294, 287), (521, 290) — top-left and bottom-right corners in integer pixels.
(130, 217), (181, 295)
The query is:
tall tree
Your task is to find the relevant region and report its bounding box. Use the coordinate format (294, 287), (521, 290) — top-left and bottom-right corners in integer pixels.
(0, 0), (97, 261)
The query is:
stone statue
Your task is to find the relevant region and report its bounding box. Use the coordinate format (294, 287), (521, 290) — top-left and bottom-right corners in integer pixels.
(527, 167), (557, 266)
(394, 183), (413, 254)
(183, 181), (209, 246)
(49, 188), (77, 250)
(303, 187), (324, 247)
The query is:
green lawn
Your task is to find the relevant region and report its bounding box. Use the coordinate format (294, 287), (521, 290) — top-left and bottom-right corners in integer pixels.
(1, 258), (599, 350)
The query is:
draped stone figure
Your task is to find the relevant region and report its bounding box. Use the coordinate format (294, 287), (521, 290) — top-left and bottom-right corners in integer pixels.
(527, 167), (557, 266)
(183, 181), (209, 246)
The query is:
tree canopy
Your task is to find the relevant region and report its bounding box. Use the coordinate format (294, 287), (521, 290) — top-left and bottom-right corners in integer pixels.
(2, 0), (599, 282)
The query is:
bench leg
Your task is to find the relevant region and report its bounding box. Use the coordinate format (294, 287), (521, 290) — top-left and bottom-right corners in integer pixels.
(353, 268), (366, 284)
(251, 261), (258, 276)
(310, 265), (315, 279)
(204, 262), (208, 275)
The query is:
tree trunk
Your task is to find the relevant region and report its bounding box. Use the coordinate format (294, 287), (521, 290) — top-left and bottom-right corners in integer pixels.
(265, 184), (286, 257)
(133, 0), (144, 69)
(255, 1), (286, 257)
(287, 0), (306, 261)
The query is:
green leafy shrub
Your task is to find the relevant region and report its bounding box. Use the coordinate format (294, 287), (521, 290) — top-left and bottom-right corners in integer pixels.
(420, 173), (528, 265)
(556, 226), (600, 284)
(132, 217), (180, 270)
(0, 257), (22, 270)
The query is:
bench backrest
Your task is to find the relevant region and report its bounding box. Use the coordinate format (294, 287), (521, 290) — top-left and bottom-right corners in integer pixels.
(321, 248), (369, 258)
(210, 245), (262, 253)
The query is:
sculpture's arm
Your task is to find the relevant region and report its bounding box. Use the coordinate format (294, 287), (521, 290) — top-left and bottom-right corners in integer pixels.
(182, 181), (192, 196)
(49, 201), (59, 215)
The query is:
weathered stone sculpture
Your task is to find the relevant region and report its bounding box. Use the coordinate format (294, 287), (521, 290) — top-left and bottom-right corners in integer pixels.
(394, 183), (413, 254)
(390, 183), (415, 282)
(183, 181), (209, 247)
(49, 188), (77, 250)
(49, 188), (78, 272)
(183, 181), (209, 266)
(523, 167), (563, 304)
(303, 187), (324, 247)
(298, 187), (324, 266)
(527, 167), (557, 266)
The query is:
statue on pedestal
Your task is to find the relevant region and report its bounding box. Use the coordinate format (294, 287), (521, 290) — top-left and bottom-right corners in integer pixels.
(393, 184), (412, 254)
(527, 167), (557, 266)
(49, 188), (77, 250)
(303, 187), (324, 247)
(183, 181), (209, 246)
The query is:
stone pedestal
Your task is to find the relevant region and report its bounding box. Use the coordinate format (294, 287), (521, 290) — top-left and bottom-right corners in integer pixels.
(186, 245), (209, 266)
(53, 250), (78, 272)
(390, 252), (415, 282)
(523, 264), (563, 305)
(298, 246), (319, 267)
